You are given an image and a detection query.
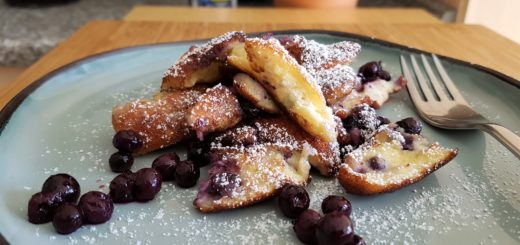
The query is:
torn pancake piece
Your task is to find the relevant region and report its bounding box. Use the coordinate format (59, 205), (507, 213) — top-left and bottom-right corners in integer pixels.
(228, 38), (337, 142)
(232, 73), (280, 114)
(162, 31), (246, 91)
(280, 35), (361, 71)
(193, 117), (341, 213)
(112, 86), (207, 155)
(186, 84), (243, 140)
(337, 124), (457, 195)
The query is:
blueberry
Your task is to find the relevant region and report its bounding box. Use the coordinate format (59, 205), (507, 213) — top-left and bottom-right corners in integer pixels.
(52, 203), (83, 234)
(347, 128), (363, 148)
(109, 151), (134, 173)
(321, 195), (352, 216)
(358, 61), (391, 84)
(134, 168), (162, 202)
(41, 173), (80, 203)
(27, 192), (64, 224)
(354, 166), (367, 174)
(337, 121), (349, 146)
(109, 172), (136, 203)
(112, 130), (142, 153)
(293, 209), (322, 244)
(152, 153), (180, 181)
(187, 140), (211, 167)
(238, 97), (264, 120)
(401, 133), (415, 151)
(358, 61), (380, 83)
(377, 116), (391, 125)
(207, 157), (240, 177)
(343, 115), (360, 130)
(209, 172), (241, 197)
(174, 160), (200, 188)
(378, 70), (392, 81)
(219, 128), (257, 147)
(343, 105), (379, 131)
(351, 234), (367, 245)
(396, 117), (422, 134)
(315, 212), (355, 245)
(78, 191), (113, 224)
(278, 185), (310, 219)
(368, 156), (387, 171)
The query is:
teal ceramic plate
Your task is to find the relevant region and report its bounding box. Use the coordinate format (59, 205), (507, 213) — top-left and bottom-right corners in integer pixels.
(1, 31), (519, 245)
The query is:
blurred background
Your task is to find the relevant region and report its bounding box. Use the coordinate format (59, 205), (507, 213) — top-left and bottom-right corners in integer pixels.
(0, 0), (518, 83)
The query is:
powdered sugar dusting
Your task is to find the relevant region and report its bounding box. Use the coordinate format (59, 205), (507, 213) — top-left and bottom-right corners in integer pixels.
(313, 63), (359, 88)
(163, 31), (244, 78)
(289, 35), (361, 72)
(7, 33), (519, 245)
(341, 122), (456, 186)
(194, 119), (314, 210)
(112, 87), (205, 153)
(249, 37), (322, 92)
(308, 137), (520, 244)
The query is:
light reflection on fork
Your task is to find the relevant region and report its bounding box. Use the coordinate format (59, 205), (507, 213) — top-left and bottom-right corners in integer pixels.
(400, 54), (520, 159)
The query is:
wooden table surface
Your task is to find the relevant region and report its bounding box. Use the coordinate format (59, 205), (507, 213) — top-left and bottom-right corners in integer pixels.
(2, 20), (520, 109)
(124, 6), (442, 24)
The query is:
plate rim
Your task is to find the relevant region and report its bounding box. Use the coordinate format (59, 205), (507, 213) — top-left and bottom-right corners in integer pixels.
(0, 29), (519, 244)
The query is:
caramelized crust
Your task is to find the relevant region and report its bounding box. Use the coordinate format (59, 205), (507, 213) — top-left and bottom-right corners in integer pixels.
(187, 84), (243, 138)
(161, 31), (246, 91)
(112, 84), (244, 154)
(112, 86), (207, 154)
(337, 125), (458, 195)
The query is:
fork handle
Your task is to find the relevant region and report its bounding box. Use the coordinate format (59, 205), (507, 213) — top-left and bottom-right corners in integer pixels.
(480, 123), (520, 159)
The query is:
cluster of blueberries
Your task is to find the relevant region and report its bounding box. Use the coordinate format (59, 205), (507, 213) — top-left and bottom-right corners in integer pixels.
(108, 130), (206, 205)
(277, 185), (365, 245)
(27, 130), (209, 235)
(358, 61), (423, 136)
(340, 106), (422, 152)
(27, 174), (113, 234)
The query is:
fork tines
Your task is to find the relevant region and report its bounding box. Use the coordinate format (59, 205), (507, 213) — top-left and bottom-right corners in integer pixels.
(400, 54), (467, 104)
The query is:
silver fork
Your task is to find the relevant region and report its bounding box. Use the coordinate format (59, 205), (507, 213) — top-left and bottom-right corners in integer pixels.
(400, 54), (520, 159)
